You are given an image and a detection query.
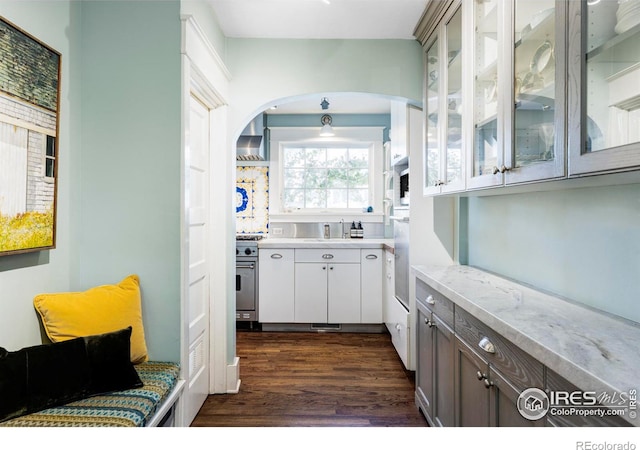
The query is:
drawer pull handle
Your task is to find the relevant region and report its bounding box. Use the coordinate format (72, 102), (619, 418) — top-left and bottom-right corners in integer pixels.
(478, 336), (496, 354)
(365, 254), (378, 260)
(425, 295), (436, 305)
(322, 254), (334, 259)
(270, 253), (283, 259)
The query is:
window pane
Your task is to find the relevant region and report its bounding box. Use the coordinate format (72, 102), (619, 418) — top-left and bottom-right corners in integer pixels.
(284, 169), (305, 188)
(348, 189), (368, 208)
(45, 158), (55, 178)
(305, 189), (326, 208)
(326, 148), (349, 168)
(327, 168), (348, 188)
(305, 148), (326, 167)
(305, 168), (327, 188)
(283, 148), (305, 167)
(348, 169), (368, 188)
(46, 136), (56, 157)
(348, 148), (368, 168)
(327, 189), (348, 208)
(283, 189), (304, 208)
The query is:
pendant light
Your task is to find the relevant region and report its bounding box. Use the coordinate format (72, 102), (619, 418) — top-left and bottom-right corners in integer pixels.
(320, 114), (334, 137)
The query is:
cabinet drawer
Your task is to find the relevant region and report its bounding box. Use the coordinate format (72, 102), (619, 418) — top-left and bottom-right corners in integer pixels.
(295, 248), (360, 263)
(416, 278), (454, 328)
(454, 307), (543, 390)
(545, 368), (632, 427)
(385, 296), (409, 369)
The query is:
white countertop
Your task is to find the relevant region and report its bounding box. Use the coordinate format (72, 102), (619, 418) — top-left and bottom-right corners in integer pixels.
(259, 237), (394, 249)
(413, 264), (640, 426)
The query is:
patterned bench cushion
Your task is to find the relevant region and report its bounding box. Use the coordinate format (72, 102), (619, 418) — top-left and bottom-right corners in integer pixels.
(0, 361), (180, 427)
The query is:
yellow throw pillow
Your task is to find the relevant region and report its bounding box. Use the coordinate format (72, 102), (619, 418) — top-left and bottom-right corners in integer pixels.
(33, 275), (149, 364)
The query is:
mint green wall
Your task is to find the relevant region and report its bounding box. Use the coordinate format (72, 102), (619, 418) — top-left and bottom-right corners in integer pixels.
(466, 183), (640, 324)
(226, 38), (424, 136)
(72, 1), (182, 362)
(0, 1), (79, 351)
(181, 0), (227, 61)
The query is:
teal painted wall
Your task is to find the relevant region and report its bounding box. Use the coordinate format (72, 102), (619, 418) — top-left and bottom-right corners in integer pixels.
(466, 183), (640, 324)
(226, 38), (423, 136)
(0, 0), (79, 351)
(72, 1), (182, 362)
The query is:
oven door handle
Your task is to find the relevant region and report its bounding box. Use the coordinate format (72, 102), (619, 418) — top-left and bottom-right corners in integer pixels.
(236, 264), (255, 270)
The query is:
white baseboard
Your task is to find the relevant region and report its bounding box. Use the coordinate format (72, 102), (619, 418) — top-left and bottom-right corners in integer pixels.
(226, 356), (241, 393)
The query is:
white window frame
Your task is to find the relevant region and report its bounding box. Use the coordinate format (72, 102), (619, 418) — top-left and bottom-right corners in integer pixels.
(269, 127), (384, 219)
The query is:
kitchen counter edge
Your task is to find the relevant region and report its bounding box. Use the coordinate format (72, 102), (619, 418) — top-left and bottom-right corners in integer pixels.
(259, 238), (394, 251)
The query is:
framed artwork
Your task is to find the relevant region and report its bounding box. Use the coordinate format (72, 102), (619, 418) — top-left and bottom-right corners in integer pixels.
(0, 16), (61, 256)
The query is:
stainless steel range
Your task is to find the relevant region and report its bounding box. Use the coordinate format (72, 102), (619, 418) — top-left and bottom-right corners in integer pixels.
(235, 235), (261, 322)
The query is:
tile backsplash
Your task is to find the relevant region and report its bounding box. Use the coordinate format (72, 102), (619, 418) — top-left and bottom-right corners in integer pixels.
(236, 166), (269, 234)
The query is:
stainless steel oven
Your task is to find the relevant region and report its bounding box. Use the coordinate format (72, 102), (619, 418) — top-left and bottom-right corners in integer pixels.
(236, 236), (260, 322)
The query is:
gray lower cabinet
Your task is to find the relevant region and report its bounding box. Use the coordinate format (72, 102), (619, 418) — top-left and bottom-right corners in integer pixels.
(545, 369), (631, 427)
(417, 278), (545, 427)
(416, 282), (455, 427)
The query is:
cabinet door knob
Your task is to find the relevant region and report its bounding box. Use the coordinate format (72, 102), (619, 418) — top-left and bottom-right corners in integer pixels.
(329, 266), (334, 270)
(476, 371), (486, 381)
(425, 295), (436, 305)
(492, 166), (500, 175)
(395, 324), (401, 331)
(478, 336), (496, 354)
(484, 379), (494, 389)
(499, 165), (511, 173)
(322, 266), (326, 270)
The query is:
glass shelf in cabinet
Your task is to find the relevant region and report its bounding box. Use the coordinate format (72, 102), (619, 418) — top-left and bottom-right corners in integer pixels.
(587, 22), (640, 62)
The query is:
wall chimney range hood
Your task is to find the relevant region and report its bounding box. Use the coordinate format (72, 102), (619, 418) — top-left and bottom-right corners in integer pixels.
(236, 114), (267, 161)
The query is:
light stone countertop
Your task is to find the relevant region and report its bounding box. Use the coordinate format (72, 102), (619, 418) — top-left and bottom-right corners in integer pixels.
(259, 237), (394, 250)
(412, 264), (640, 426)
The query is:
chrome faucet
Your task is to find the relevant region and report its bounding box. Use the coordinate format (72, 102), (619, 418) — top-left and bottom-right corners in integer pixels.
(324, 223), (330, 239)
(340, 219), (347, 239)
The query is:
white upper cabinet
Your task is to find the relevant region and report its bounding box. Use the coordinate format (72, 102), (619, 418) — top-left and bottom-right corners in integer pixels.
(423, 4), (466, 195)
(568, 0), (640, 176)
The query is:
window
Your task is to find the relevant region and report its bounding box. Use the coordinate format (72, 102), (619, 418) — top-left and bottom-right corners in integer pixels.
(282, 145), (371, 210)
(44, 135), (56, 181)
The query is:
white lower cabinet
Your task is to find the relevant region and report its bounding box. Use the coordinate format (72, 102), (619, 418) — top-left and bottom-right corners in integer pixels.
(360, 249), (383, 323)
(260, 246), (383, 324)
(258, 249), (295, 322)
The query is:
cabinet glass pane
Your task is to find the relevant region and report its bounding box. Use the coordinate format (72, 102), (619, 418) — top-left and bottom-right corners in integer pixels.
(585, 0), (640, 152)
(425, 38), (440, 187)
(446, 7), (463, 185)
(514, 0), (556, 167)
(473, 0), (499, 177)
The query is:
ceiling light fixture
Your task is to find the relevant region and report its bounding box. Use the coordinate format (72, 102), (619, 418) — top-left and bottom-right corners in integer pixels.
(320, 114), (334, 137)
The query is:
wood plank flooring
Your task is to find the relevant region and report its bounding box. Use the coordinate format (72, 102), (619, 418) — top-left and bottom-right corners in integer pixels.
(190, 330), (428, 427)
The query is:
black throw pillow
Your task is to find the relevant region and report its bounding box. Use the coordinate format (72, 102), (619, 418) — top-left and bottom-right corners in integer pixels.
(83, 326), (143, 394)
(0, 346), (28, 422)
(0, 327), (143, 424)
(25, 337), (92, 412)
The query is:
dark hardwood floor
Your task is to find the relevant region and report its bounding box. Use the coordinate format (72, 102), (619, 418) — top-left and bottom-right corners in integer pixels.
(191, 330), (428, 427)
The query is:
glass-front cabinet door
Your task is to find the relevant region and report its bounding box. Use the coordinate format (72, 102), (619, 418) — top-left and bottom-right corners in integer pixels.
(424, 36), (441, 195)
(568, 0), (640, 175)
(467, 0), (503, 189)
(508, 0), (566, 183)
(467, 0), (566, 189)
(423, 3), (465, 196)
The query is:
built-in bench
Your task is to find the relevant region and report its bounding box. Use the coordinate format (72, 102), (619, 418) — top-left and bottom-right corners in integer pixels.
(0, 361), (184, 427)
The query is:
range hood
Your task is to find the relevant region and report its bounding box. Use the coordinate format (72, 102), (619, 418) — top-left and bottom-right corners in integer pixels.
(236, 114), (266, 161)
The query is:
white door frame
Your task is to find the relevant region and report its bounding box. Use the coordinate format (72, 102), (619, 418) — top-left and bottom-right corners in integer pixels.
(180, 15), (237, 427)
